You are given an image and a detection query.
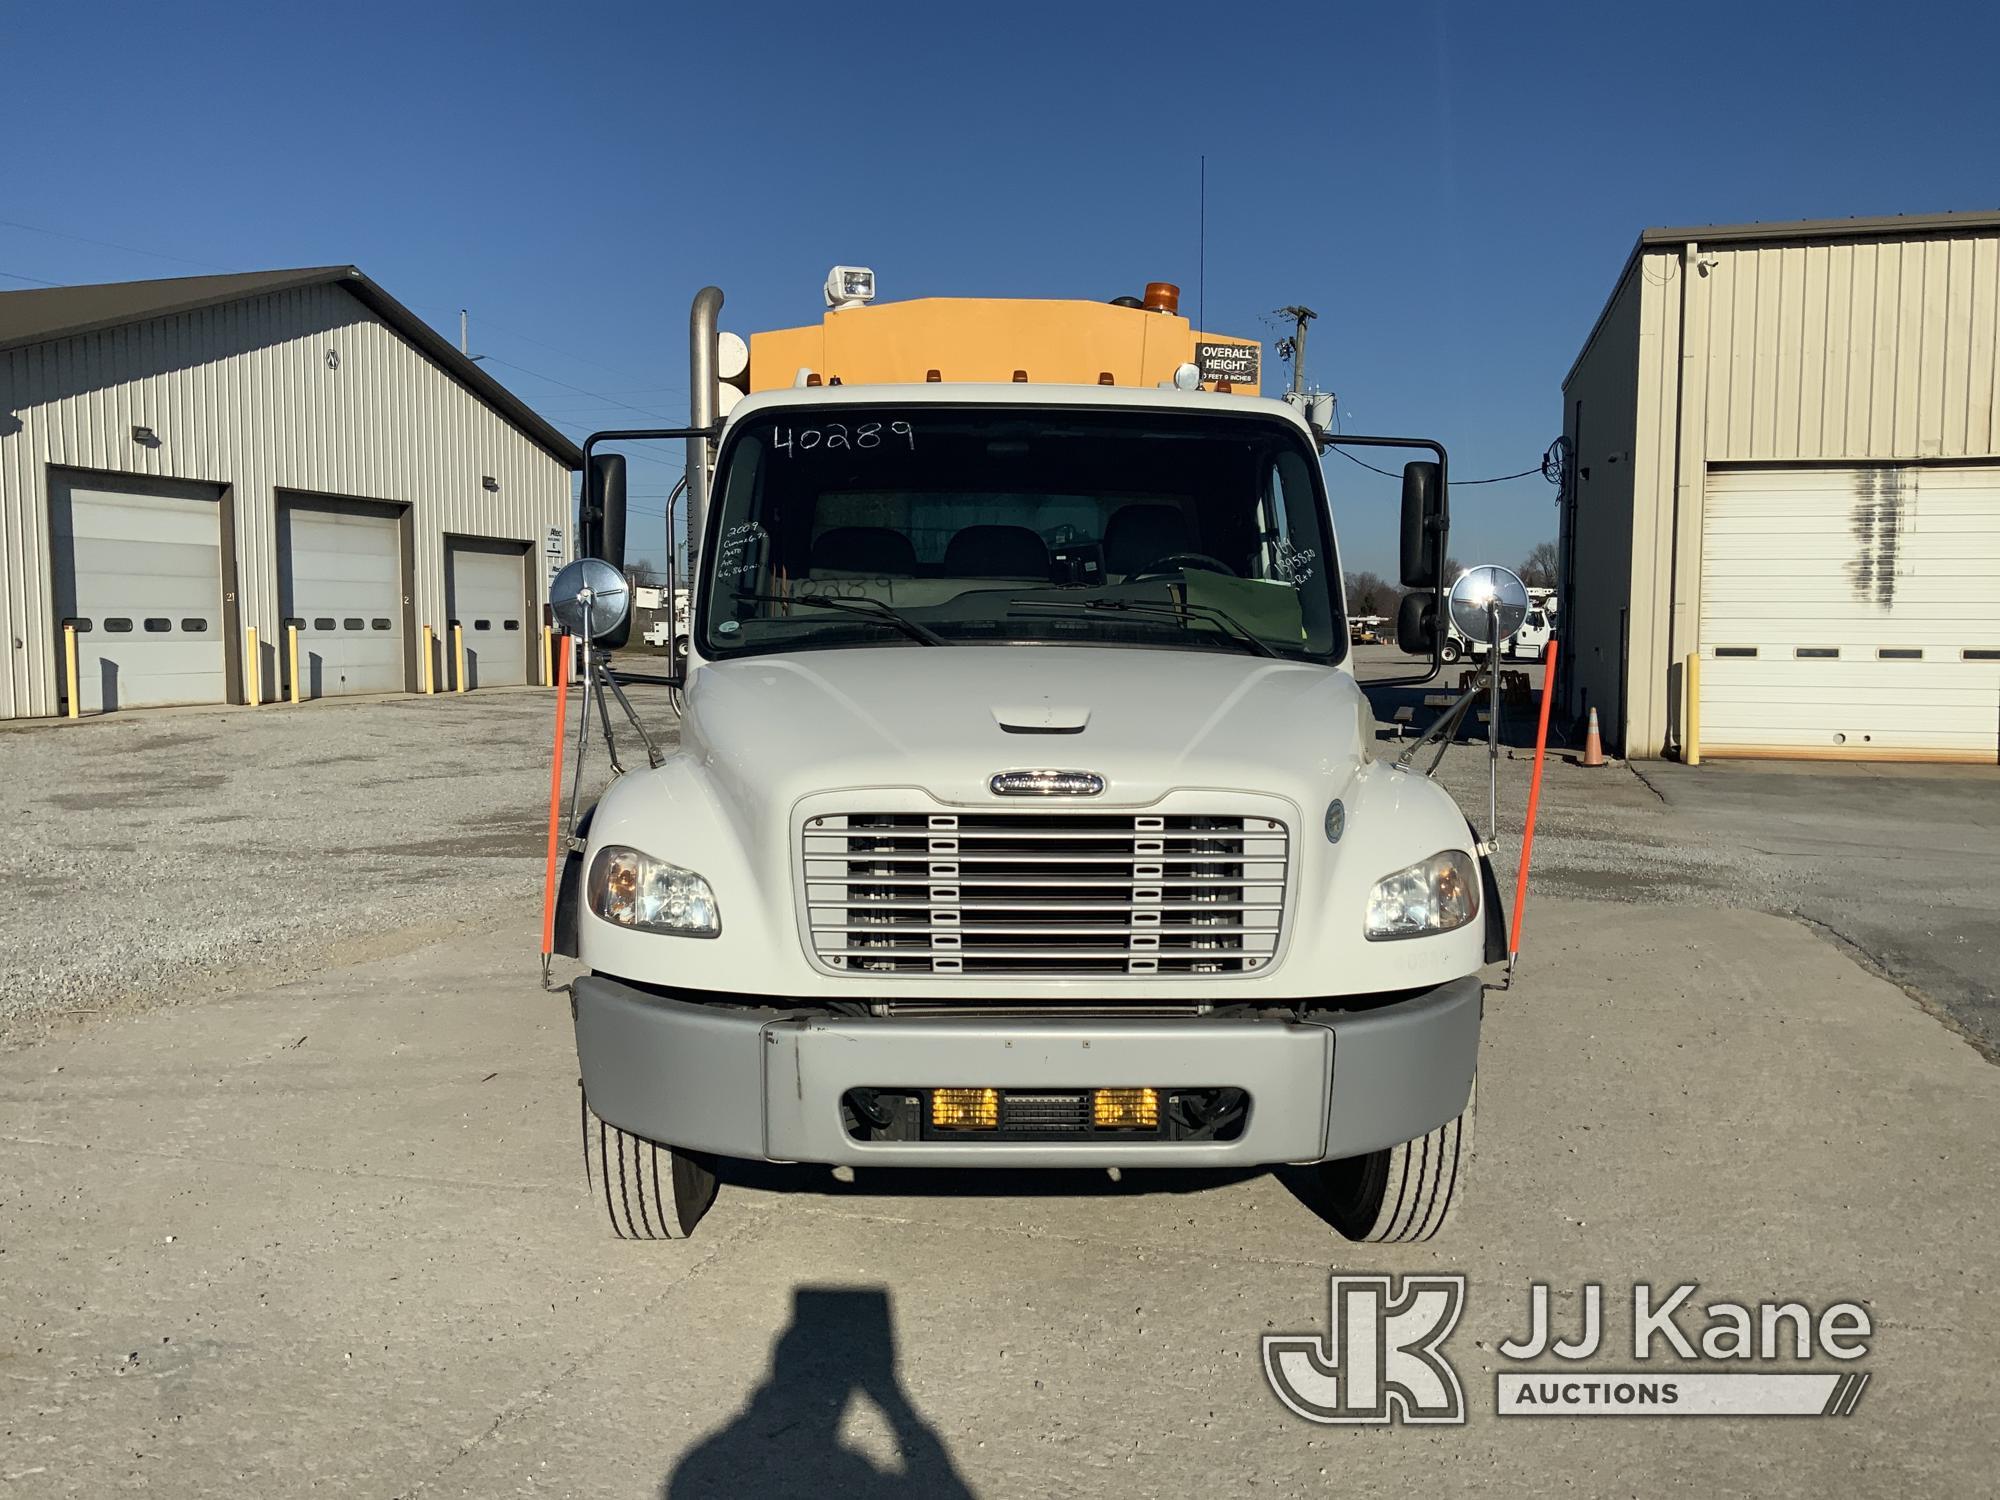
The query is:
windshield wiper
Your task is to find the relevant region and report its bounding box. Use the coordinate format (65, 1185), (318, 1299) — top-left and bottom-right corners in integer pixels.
(731, 591), (948, 647)
(1008, 597), (1280, 658)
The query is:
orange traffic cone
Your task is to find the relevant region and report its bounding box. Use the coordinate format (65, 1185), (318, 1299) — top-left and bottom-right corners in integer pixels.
(1581, 706), (1607, 767)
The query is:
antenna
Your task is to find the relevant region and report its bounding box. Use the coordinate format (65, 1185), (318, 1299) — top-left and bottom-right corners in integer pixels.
(1197, 155), (1206, 333)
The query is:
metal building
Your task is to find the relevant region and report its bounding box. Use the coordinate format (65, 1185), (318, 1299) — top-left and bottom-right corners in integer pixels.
(0, 266), (579, 719)
(1559, 210), (2000, 763)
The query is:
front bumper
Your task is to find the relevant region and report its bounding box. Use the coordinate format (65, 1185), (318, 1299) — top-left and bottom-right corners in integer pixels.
(572, 977), (1481, 1169)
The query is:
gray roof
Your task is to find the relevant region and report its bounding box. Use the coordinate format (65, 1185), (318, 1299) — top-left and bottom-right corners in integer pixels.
(1639, 207), (2000, 249)
(1568, 209), (2000, 389)
(0, 265), (582, 466)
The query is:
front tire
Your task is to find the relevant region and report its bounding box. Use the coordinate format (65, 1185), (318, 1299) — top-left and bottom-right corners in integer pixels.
(1318, 1080), (1474, 1243)
(1440, 640), (1461, 664)
(582, 1095), (718, 1239)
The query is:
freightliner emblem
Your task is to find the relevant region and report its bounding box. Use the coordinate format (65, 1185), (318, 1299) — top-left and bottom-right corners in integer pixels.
(989, 770), (1105, 796)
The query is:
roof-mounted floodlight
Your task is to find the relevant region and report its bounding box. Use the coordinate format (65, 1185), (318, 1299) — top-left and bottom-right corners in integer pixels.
(824, 265), (876, 310)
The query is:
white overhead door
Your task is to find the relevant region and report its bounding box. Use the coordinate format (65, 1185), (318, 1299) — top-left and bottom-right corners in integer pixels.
(50, 473), (227, 712)
(1700, 464), (2000, 761)
(280, 498), (406, 698)
(445, 538), (530, 688)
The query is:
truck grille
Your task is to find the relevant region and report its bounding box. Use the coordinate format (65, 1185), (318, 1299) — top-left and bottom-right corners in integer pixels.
(802, 811), (1288, 977)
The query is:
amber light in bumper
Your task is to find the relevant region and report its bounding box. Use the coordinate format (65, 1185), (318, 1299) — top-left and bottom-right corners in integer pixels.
(930, 1088), (1000, 1130)
(1092, 1087), (1160, 1129)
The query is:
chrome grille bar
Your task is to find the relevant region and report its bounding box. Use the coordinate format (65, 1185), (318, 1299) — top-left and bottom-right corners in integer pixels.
(801, 810), (1290, 977)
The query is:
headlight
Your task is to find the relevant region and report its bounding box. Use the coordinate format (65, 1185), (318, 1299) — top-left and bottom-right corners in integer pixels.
(1365, 849), (1478, 941)
(587, 845), (720, 937)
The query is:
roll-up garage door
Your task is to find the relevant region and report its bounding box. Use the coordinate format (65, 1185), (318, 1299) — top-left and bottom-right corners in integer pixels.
(50, 472), (228, 713)
(279, 497), (407, 698)
(445, 538), (530, 688)
(1699, 464), (2000, 761)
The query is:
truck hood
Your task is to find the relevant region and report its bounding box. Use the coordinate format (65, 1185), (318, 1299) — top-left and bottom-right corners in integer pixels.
(678, 645), (1368, 812)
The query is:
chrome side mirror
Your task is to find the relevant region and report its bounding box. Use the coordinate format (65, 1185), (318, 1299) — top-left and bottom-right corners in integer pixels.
(550, 558), (632, 643)
(1447, 565), (1528, 646)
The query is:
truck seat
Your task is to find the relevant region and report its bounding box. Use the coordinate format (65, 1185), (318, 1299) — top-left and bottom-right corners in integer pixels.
(942, 524), (1053, 579)
(1103, 503), (1190, 578)
(810, 526), (920, 576)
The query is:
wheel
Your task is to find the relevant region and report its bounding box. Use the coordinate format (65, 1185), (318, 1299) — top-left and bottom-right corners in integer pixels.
(1440, 639), (1461, 664)
(1317, 1079), (1474, 1243)
(581, 1093), (718, 1239)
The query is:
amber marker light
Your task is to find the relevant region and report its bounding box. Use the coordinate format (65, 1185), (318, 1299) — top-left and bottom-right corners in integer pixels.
(1092, 1088), (1160, 1129)
(931, 1088), (1000, 1130)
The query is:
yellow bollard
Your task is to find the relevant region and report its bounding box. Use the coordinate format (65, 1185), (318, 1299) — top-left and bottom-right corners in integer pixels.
(246, 626), (260, 707)
(1685, 651), (1702, 766)
(453, 623), (466, 694)
(541, 625), (553, 688)
(421, 624), (435, 695)
(64, 623), (80, 720)
(288, 624), (302, 705)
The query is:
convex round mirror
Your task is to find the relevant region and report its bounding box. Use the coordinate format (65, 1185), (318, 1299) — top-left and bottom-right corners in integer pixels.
(550, 558), (631, 641)
(1447, 565), (1529, 645)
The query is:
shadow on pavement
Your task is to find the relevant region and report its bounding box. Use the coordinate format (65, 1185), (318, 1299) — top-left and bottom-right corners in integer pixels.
(663, 1286), (973, 1500)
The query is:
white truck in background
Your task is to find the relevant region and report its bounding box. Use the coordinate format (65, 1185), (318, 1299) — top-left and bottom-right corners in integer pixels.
(547, 271), (1502, 1244)
(639, 589), (690, 650)
(1442, 586), (1555, 663)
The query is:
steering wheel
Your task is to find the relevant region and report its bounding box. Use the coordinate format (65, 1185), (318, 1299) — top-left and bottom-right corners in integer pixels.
(1130, 551), (1238, 580)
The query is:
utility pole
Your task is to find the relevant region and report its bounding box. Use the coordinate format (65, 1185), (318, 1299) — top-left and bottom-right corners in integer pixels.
(460, 309), (468, 356)
(1276, 305), (1317, 398)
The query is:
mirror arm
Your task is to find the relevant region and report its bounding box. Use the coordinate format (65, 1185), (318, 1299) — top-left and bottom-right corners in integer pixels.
(664, 476), (689, 690)
(1323, 433), (1451, 690)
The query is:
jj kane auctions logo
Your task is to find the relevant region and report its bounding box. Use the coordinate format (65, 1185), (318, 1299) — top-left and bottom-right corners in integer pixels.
(1263, 1277), (1873, 1424)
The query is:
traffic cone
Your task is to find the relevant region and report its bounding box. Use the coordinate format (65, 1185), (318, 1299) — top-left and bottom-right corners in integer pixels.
(1581, 706), (1607, 767)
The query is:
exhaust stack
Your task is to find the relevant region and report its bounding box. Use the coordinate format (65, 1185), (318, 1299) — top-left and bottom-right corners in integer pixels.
(686, 285), (725, 574)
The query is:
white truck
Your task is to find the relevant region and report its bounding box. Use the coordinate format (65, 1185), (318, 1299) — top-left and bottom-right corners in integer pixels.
(1441, 589), (1554, 663)
(549, 276), (1498, 1242)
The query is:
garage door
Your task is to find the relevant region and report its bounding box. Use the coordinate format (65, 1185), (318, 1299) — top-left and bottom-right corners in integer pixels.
(445, 539), (530, 688)
(1700, 465), (2000, 761)
(279, 498), (406, 698)
(50, 473), (227, 712)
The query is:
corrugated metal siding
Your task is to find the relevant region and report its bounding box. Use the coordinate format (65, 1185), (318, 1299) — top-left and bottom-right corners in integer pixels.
(1558, 270), (1643, 749)
(1571, 229), (2000, 757)
(1695, 236), (2000, 463)
(0, 283), (570, 717)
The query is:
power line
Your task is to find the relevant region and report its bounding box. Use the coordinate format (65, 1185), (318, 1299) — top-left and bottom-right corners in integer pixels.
(467, 315), (684, 395)
(0, 267), (61, 287)
(0, 216), (231, 272)
(479, 355), (677, 422)
(419, 299), (687, 397)
(543, 417), (687, 471)
(1327, 442), (1557, 487)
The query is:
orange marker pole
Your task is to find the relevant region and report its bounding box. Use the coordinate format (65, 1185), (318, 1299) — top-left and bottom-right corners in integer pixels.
(1509, 638), (1557, 964)
(539, 634), (573, 964)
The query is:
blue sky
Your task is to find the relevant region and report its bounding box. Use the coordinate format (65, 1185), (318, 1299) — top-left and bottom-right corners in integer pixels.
(5, 0), (1996, 576)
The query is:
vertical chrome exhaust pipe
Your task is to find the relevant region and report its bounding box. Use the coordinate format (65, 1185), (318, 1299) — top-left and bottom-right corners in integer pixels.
(686, 285), (724, 575)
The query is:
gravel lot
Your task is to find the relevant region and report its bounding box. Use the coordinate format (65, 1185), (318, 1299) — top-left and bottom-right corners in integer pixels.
(0, 687), (667, 1036)
(7, 648), (1994, 1057)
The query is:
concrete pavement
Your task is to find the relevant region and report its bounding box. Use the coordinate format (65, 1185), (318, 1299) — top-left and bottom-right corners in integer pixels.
(4, 899), (1997, 1497)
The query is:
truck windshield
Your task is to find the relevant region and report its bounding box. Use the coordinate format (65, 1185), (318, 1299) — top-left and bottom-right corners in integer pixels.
(699, 405), (1344, 662)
